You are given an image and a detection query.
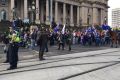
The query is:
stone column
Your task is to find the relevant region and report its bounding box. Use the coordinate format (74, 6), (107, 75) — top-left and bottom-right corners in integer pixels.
(10, 0), (15, 20)
(55, 1), (58, 24)
(81, 7), (87, 26)
(77, 6), (80, 27)
(105, 9), (108, 24)
(50, 0), (53, 23)
(35, 0), (40, 24)
(101, 9), (104, 25)
(20, 1), (24, 19)
(93, 7), (98, 25)
(89, 8), (92, 25)
(11, 0), (14, 10)
(40, 2), (44, 23)
(24, 0), (28, 19)
(46, 0), (50, 25)
(70, 5), (74, 26)
(63, 3), (66, 24)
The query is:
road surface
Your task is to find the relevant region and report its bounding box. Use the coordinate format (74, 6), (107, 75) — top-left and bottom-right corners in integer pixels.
(0, 48), (120, 80)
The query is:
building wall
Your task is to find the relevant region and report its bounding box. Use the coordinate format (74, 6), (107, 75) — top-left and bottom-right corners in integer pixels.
(112, 8), (120, 27)
(0, 0), (109, 27)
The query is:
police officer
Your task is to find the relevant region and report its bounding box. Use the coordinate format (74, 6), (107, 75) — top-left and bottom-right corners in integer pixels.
(7, 29), (20, 70)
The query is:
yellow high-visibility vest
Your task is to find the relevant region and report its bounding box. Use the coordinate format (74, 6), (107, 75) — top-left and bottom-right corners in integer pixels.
(12, 35), (21, 43)
(15, 36), (21, 42)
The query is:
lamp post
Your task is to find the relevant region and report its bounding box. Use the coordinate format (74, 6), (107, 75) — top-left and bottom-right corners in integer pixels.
(12, 8), (16, 20)
(104, 16), (107, 24)
(32, 0), (35, 24)
(87, 14), (91, 27)
(28, 6), (31, 23)
(28, 0), (36, 24)
(66, 17), (68, 25)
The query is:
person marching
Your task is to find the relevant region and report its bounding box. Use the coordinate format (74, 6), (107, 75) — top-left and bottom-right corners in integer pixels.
(57, 32), (65, 50)
(7, 28), (20, 70)
(66, 31), (73, 51)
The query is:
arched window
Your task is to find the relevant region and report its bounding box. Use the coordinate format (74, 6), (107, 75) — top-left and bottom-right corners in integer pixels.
(0, 10), (6, 20)
(1, 0), (6, 5)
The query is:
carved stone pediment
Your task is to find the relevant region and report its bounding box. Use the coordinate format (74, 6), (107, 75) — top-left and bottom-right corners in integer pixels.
(68, 0), (108, 5)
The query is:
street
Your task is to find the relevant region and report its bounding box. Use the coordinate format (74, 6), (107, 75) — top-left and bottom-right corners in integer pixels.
(0, 45), (120, 80)
(0, 44), (110, 63)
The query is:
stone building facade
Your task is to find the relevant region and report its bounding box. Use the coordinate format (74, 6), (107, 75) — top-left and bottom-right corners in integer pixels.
(0, 0), (109, 27)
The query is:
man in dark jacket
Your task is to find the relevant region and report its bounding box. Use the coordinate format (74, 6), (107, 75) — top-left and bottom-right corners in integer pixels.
(37, 28), (49, 60)
(66, 31), (72, 51)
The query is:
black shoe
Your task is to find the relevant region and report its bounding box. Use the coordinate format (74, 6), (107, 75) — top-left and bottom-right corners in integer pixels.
(7, 67), (17, 70)
(69, 49), (71, 51)
(46, 50), (48, 52)
(69, 48), (71, 51)
(4, 50), (7, 53)
(3, 61), (9, 63)
(39, 58), (46, 61)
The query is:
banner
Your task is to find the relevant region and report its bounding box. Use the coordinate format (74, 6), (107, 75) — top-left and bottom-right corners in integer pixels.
(62, 24), (66, 34)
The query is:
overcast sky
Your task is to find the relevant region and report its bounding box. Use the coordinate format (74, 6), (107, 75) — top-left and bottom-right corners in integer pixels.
(108, 0), (120, 26)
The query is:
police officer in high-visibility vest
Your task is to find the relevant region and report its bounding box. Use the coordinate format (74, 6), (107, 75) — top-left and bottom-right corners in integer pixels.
(7, 30), (20, 70)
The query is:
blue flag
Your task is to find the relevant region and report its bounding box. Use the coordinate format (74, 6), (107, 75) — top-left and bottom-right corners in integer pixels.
(54, 24), (59, 33)
(87, 27), (94, 33)
(102, 24), (111, 30)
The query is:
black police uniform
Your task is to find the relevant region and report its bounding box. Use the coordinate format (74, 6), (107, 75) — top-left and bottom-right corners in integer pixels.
(7, 34), (19, 70)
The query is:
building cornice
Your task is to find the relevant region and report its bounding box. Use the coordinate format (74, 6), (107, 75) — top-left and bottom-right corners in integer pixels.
(92, 1), (109, 8)
(93, 2), (109, 9)
(54, 0), (109, 9)
(69, 0), (109, 8)
(55, 0), (80, 6)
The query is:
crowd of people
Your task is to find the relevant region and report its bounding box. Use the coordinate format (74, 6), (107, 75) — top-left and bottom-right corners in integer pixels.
(18, 24), (115, 48)
(1, 22), (120, 70)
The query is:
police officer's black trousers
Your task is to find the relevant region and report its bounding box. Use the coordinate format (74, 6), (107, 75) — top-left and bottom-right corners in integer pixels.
(8, 43), (19, 69)
(5, 50), (9, 62)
